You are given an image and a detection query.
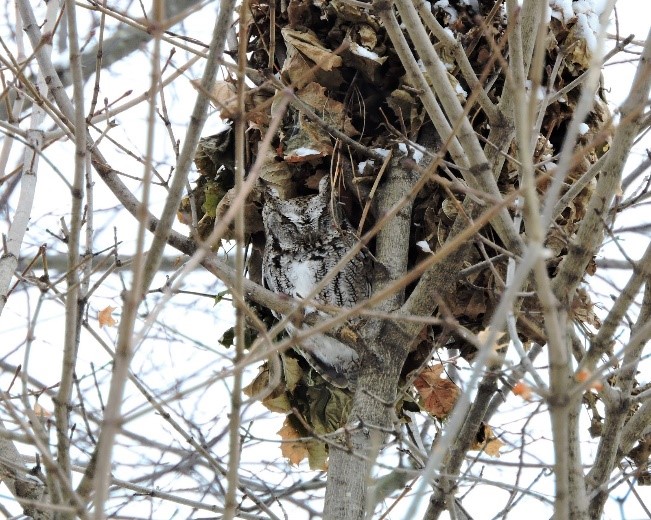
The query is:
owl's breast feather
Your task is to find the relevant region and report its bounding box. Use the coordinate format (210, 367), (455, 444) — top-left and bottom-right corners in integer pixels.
(286, 259), (322, 311)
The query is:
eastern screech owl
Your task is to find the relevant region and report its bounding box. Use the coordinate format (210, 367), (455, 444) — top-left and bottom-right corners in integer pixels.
(262, 177), (370, 388)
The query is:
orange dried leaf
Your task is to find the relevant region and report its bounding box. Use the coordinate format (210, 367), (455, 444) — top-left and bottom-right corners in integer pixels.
(513, 381), (533, 401)
(576, 369), (590, 383)
(484, 437), (505, 458)
(243, 366), (268, 399)
(575, 369), (603, 391)
(470, 423), (504, 457)
(98, 306), (117, 328)
(414, 365), (460, 419)
(277, 418), (309, 466)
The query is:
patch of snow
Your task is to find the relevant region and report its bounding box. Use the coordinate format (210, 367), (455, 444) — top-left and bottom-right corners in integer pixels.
(372, 148), (391, 158)
(442, 6), (458, 22)
(350, 41), (380, 60)
(579, 123), (590, 135)
(549, 0), (573, 22)
(398, 143), (424, 163)
(461, 0), (479, 11)
(416, 240), (432, 253)
(535, 86), (545, 101)
(212, 120), (232, 134)
(550, 0), (605, 51)
(358, 160), (373, 174)
(433, 1), (458, 22)
(290, 147), (321, 157)
(576, 13), (598, 51)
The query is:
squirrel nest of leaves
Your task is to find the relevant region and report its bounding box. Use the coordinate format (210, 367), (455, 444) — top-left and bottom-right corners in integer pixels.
(179, 0), (609, 468)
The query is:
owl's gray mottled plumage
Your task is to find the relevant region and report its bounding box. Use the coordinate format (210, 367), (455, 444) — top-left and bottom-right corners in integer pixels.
(262, 177), (370, 388)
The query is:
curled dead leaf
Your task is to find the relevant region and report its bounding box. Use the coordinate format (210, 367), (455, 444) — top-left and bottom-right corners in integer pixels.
(214, 188), (265, 238)
(414, 364), (460, 419)
(357, 24), (377, 49)
(282, 28), (343, 71)
(278, 418), (309, 466)
(277, 417), (328, 470)
(471, 423), (504, 458)
(282, 354), (302, 393)
(484, 436), (505, 458)
(572, 288), (601, 329)
(243, 363), (291, 413)
(441, 198), (459, 219)
(206, 81), (238, 119)
(297, 82), (358, 137)
(98, 306), (117, 328)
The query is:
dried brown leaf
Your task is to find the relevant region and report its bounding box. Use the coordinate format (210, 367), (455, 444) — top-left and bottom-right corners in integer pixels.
(213, 188), (265, 238)
(298, 82), (358, 137)
(414, 364), (459, 419)
(283, 354), (303, 393)
(243, 364), (291, 413)
(357, 24), (377, 49)
(572, 288), (601, 328)
(306, 440), (328, 470)
(207, 81), (238, 119)
(259, 149), (294, 197)
(98, 306), (117, 328)
(282, 28), (343, 71)
(278, 418), (309, 466)
(470, 423), (504, 458)
(484, 436), (505, 458)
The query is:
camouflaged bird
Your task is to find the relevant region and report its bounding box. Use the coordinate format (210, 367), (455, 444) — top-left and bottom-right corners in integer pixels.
(262, 177), (371, 388)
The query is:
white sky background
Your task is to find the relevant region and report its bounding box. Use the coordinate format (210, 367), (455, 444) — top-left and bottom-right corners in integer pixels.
(1, 0), (650, 519)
